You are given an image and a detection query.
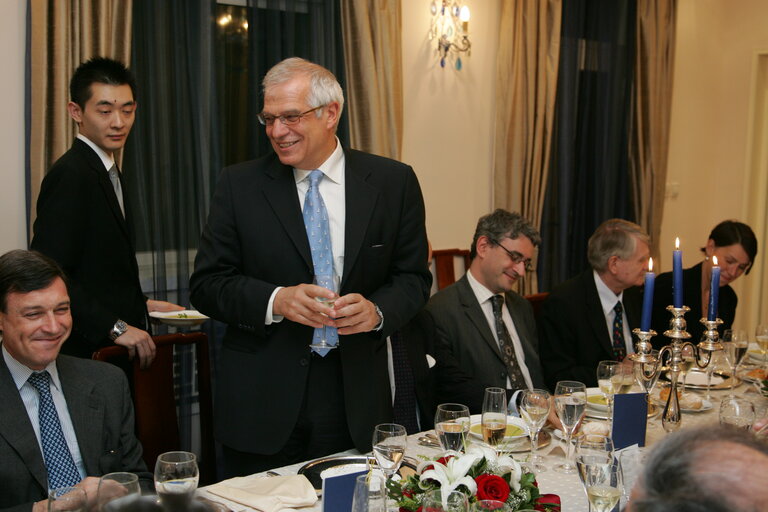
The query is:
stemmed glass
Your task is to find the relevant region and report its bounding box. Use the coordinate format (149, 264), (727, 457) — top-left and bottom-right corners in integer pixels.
(633, 350), (661, 395)
(719, 397), (756, 430)
(310, 274), (341, 350)
(372, 423), (407, 492)
(553, 380), (587, 474)
(481, 387), (507, 454)
(722, 329), (749, 397)
(96, 472), (141, 511)
(422, 489), (469, 511)
(520, 388), (550, 472)
(581, 462), (623, 512)
(756, 324), (768, 371)
(596, 361), (620, 428)
(679, 345), (696, 393)
(48, 487), (87, 512)
(434, 403), (470, 453)
(575, 435), (614, 512)
(154, 451), (199, 512)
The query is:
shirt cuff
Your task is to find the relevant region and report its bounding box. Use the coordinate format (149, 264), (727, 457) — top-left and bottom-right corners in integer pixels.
(508, 389), (523, 416)
(265, 287), (284, 325)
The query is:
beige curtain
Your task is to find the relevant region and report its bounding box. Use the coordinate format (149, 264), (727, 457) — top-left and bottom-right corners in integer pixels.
(28, 0), (132, 232)
(629, 0), (677, 264)
(340, 0), (403, 159)
(493, 0), (562, 295)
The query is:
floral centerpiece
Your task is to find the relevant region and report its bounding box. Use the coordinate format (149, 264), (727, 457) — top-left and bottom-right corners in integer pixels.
(387, 445), (560, 511)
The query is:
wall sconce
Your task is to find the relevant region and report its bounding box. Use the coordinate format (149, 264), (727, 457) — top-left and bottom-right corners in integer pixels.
(429, 1), (471, 70)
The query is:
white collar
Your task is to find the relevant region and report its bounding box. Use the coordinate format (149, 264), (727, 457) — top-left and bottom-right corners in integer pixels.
(293, 137), (344, 185)
(1, 343), (62, 392)
(77, 134), (115, 172)
(593, 270), (624, 316)
(466, 268), (499, 306)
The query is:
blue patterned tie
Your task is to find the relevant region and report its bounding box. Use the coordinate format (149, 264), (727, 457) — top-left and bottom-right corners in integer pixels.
(303, 170), (338, 355)
(27, 371), (81, 490)
(612, 301), (627, 361)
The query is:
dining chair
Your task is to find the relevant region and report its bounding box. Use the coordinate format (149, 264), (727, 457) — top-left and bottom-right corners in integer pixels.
(92, 332), (215, 484)
(523, 292), (549, 318)
(431, 248), (471, 290)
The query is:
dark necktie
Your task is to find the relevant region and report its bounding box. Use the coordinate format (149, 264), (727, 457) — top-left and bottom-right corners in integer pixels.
(390, 330), (419, 434)
(490, 295), (527, 390)
(27, 371), (81, 489)
(612, 301), (627, 361)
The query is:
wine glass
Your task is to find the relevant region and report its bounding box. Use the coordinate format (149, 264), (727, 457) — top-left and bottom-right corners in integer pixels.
(596, 361), (620, 427)
(553, 380), (587, 474)
(582, 462), (623, 512)
(633, 349), (661, 395)
(756, 324), (768, 371)
(154, 451), (199, 512)
(96, 472), (141, 511)
(719, 397), (756, 430)
(471, 500), (510, 511)
(351, 473), (386, 512)
(481, 387), (507, 454)
(520, 388), (550, 472)
(310, 274), (341, 350)
(372, 423), (407, 492)
(575, 436), (614, 512)
(434, 403), (470, 453)
(722, 330), (749, 397)
(422, 489), (469, 511)
(48, 486), (87, 512)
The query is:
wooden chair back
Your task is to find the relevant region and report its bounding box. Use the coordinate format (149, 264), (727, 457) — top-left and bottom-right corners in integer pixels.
(524, 292), (549, 318)
(432, 248), (471, 290)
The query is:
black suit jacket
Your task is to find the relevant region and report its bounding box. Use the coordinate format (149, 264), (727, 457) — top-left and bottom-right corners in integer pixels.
(31, 139), (148, 358)
(189, 148), (431, 454)
(538, 270), (642, 389)
(649, 262), (737, 348)
(0, 351), (149, 512)
(425, 274), (546, 414)
(397, 311), (437, 430)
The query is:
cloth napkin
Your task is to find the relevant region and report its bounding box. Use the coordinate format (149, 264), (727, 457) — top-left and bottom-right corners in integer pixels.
(206, 474), (317, 511)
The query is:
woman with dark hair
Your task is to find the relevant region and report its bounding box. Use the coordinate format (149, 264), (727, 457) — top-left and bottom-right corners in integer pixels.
(650, 220), (758, 347)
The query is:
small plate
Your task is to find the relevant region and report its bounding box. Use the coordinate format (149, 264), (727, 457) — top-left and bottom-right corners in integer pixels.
(652, 393), (713, 412)
(468, 414), (528, 441)
(584, 402), (658, 420)
(496, 430), (552, 453)
(551, 421), (608, 442)
(149, 310), (209, 327)
(586, 387), (609, 411)
(747, 348), (765, 364)
(297, 455), (416, 494)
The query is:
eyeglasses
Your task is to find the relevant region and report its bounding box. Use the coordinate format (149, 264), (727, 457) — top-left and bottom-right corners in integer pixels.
(257, 105), (325, 126)
(490, 238), (534, 272)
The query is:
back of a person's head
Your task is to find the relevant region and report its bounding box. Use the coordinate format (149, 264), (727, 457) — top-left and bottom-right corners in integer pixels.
(587, 218), (649, 272)
(70, 56), (136, 109)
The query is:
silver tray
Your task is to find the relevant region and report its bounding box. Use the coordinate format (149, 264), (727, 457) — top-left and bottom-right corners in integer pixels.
(297, 455), (417, 493)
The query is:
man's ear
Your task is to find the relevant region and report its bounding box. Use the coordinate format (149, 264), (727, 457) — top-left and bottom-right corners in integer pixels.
(475, 236), (493, 259)
(67, 102), (83, 124)
(324, 101), (340, 129)
(606, 254), (620, 275)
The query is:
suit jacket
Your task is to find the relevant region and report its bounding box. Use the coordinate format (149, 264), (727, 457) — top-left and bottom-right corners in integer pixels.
(0, 352), (148, 512)
(397, 311), (437, 430)
(31, 139), (148, 358)
(189, 148), (431, 454)
(424, 274), (546, 414)
(649, 262), (738, 348)
(538, 269), (642, 389)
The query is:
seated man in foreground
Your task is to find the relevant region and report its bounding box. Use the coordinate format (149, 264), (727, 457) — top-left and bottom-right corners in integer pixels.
(628, 424), (768, 511)
(0, 250), (149, 512)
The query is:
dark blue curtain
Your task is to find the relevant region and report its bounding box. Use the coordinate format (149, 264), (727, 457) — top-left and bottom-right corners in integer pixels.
(538, 0), (637, 291)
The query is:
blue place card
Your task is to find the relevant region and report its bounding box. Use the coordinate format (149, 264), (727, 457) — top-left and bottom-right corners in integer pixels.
(322, 470), (367, 512)
(611, 392), (648, 450)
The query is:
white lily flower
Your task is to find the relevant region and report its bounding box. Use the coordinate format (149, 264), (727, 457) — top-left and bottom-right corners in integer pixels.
(465, 445), (523, 492)
(418, 453), (480, 506)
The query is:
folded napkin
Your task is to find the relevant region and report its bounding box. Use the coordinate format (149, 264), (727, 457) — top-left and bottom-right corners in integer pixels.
(206, 474), (317, 512)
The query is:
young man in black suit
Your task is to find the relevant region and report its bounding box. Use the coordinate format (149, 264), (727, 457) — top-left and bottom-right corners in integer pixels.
(31, 58), (180, 368)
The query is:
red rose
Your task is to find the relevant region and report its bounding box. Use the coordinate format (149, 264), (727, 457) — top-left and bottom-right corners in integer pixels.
(421, 455), (454, 473)
(534, 493), (561, 511)
(475, 474), (510, 502)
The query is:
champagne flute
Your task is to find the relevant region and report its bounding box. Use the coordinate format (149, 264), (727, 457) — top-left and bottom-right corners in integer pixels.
(575, 435), (614, 512)
(520, 388), (550, 472)
(596, 361), (619, 428)
(756, 324), (768, 371)
(719, 397), (756, 430)
(583, 462), (623, 512)
(48, 486), (87, 512)
(96, 472), (140, 511)
(351, 473), (386, 512)
(372, 423), (406, 488)
(481, 387), (507, 454)
(722, 331), (749, 398)
(154, 451), (199, 512)
(553, 380), (587, 474)
(422, 489), (469, 511)
(434, 403), (470, 453)
(310, 274), (340, 350)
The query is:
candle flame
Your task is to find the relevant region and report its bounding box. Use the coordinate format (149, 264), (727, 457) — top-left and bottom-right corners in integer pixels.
(713, 255), (718, 266)
(648, 257), (653, 272)
(675, 237), (680, 249)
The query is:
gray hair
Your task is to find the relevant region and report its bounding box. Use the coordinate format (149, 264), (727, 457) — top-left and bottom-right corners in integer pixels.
(262, 57), (345, 125)
(587, 219), (649, 272)
(470, 209), (541, 260)
(631, 425), (768, 512)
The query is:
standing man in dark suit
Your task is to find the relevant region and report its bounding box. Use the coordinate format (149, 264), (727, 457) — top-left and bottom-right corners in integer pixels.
(31, 57), (180, 368)
(0, 250), (149, 512)
(538, 219), (649, 389)
(425, 210), (555, 423)
(190, 58), (431, 476)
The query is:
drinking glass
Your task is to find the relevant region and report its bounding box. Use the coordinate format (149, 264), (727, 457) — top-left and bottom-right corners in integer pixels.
(48, 486), (87, 512)
(372, 423), (407, 491)
(596, 361), (620, 427)
(719, 397), (756, 430)
(575, 435), (614, 512)
(553, 380), (587, 474)
(471, 500), (510, 511)
(481, 387), (507, 453)
(722, 330), (749, 397)
(756, 324), (768, 371)
(679, 346), (696, 393)
(582, 462), (623, 512)
(434, 403), (471, 453)
(96, 472), (141, 511)
(633, 349), (661, 395)
(310, 274), (341, 350)
(351, 474), (386, 512)
(520, 388), (550, 472)
(421, 489), (469, 511)
(154, 451), (199, 512)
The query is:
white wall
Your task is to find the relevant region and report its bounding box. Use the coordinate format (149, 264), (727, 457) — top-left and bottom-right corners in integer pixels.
(0, 0), (27, 253)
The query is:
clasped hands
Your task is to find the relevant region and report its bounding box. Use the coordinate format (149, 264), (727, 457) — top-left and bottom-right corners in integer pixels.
(274, 283), (380, 334)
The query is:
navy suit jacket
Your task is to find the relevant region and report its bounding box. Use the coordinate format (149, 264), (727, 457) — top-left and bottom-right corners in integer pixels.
(0, 351), (148, 512)
(189, 148), (431, 453)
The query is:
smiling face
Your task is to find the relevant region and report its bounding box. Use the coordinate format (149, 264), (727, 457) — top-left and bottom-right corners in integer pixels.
(0, 277), (71, 370)
(68, 83), (136, 155)
(471, 235), (535, 294)
(262, 76), (339, 170)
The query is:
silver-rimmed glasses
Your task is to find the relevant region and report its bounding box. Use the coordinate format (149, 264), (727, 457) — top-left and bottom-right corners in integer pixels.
(257, 105), (326, 126)
(488, 238), (534, 272)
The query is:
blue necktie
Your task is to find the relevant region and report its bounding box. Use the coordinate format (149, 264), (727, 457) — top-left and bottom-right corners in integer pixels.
(303, 170), (338, 355)
(27, 371), (81, 490)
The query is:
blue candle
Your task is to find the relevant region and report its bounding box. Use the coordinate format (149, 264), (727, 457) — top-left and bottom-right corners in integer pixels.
(673, 237), (683, 308)
(708, 256), (720, 321)
(641, 257), (655, 331)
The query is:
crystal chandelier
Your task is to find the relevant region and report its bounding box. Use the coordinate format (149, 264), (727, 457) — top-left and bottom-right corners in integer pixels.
(429, 1), (471, 70)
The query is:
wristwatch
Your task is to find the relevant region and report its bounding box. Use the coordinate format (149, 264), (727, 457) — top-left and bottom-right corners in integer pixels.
(109, 319), (128, 341)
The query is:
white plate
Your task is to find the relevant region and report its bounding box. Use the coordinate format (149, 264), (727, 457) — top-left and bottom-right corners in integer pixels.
(747, 348), (766, 364)
(586, 387), (609, 411)
(652, 393), (713, 413)
(468, 414), (528, 441)
(149, 310), (209, 326)
(551, 421), (609, 441)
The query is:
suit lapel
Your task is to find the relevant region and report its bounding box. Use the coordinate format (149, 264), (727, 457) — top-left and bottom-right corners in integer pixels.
(583, 272), (615, 356)
(342, 150), (378, 286)
(0, 353), (48, 491)
(456, 276), (505, 364)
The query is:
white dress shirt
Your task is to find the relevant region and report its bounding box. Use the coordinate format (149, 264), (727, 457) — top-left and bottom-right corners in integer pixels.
(593, 271), (634, 355)
(77, 133), (115, 172)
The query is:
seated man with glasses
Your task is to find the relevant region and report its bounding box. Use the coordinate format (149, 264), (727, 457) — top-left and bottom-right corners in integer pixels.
(538, 219), (649, 389)
(426, 209), (554, 419)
